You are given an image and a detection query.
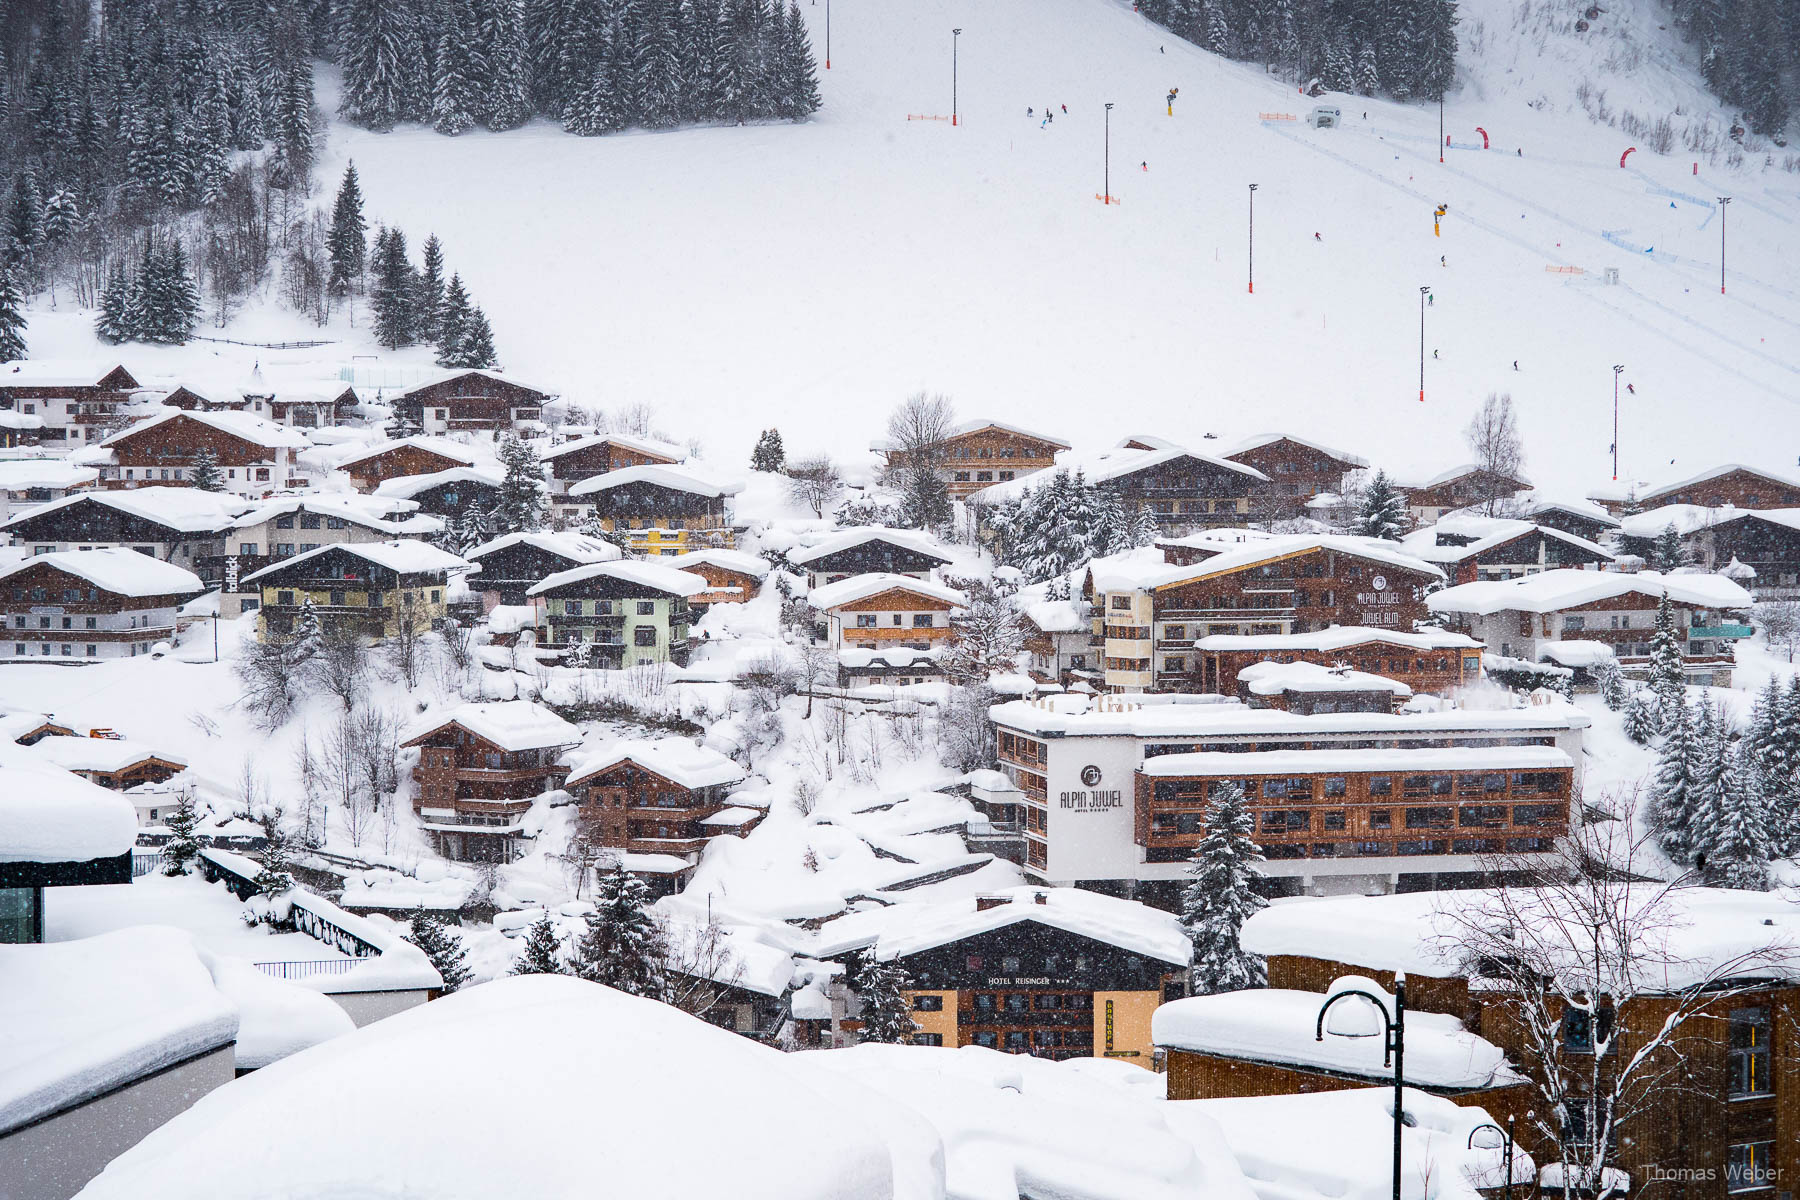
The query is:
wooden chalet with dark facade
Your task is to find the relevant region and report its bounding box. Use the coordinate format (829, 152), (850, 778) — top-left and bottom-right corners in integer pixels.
(244, 540), (464, 641)
(1, 489), (239, 579)
(27, 737), (188, 789)
(0, 549), (205, 662)
(337, 438), (478, 492)
(463, 531), (619, 606)
(788, 527), (954, 589)
(1232, 660), (1414, 713)
(1399, 516), (1614, 584)
(665, 548), (771, 607)
(565, 464), (741, 556)
(970, 444), (1271, 532)
(1400, 465), (1533, 525)
(542, 433), (683, 500)
(808, 573), (965, 651)
(1223, 434), (1368, 501)
(1195, 627), (1483, 696)
(872, 419), (1070, 499)
(0, 360), (140, 446)
(94, 410), (311, 497)
(1655, 508), (1800, 600)
(391, 369), (554, 434)
(816, 888), (1191, 1062)
(372, 466), (504, 519)
(1513, 497), (1620, 544)
(564, 739), (756, 895)
(1591, 463), (1800, 515)
(402, 701), (581, 863)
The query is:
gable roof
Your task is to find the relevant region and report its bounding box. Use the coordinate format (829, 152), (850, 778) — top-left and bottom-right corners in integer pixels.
(567, 463), (743, 499)
(665, 548), (773, 578)
(0, 548), (205, 598)
(0, 487), (245, 535)
(540, 432), (685, 464)
(1090, 534), (1443, 592)
(1194, 626), (1482, 653)
(372, 466), (505, 500)
(966, 445), (1268, 506)
(0, 461), (100, 492)
(869, 418), (1071, 453)
(1512, 495), (1620, 528)
(229, 494), (440, 536)
(241, 540), (467, 584)
(787, 526), (954, 567)
(27, 737), (188, 774)
(1236, 661), (1413, 698)
(807, 572), (968, 610)
(1426, 568), (1754, 616)
(1398, 463), (1533, 493)
(464, 531), (622, 567)
(391, 368), (557, 402)
(0, 762), (138, 864)
(527, 559), (709, 598)
(1397, 517), (1613, 566)
(101, 408), (310, 451)
(1223, 432), (1369, 469)
(401, 700), (582, 753)
(334, 437), (478, 472)
(564, 737), (748, 790)
(0, 359), (138, 389)
(1590, 462), (1800, 506)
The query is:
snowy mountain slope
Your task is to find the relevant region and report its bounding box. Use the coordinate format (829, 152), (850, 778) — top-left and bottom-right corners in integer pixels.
(27, 0), (1800, 495)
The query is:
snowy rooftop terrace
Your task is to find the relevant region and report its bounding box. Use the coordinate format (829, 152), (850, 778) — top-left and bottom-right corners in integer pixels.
(989, 691), (1591, 739)
(1426, 567), (1754, 616)
(1236, 660), (1413, 697)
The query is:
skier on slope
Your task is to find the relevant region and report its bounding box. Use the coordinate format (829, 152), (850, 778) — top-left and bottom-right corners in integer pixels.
(1627, 383), (1635, 394)
(1314, 232), (1322, 241)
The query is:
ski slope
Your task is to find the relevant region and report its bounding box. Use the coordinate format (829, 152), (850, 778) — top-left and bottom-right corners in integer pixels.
(28, 0), (1800, 494)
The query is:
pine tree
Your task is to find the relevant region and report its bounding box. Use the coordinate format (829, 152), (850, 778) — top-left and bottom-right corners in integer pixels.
(190, 447), (226, 492)
(781, 2), (820, 120)
(417, 234), (447, 342)
(449, 306), (499, 369)
(0, 268), (25, 362)
(96, 261), (132, 344)
(327, 163), (368, 295)
(253, 811), (295, 896)
(1648, 591), (1689, 722)
(478, 0), (534, 130)
(563, 35), (627, 135)
(1354, 469), (1408, 539)
(572, 864), (669, 998)
(1592, 656), (1628, 710)
(1355, 41), (1380, 96)
(1650, 700), (1702, 865)
(406, 906), (474, 992)
(511, 910), (568, 974)
(1623, 689), (1659, 745)
(338, 0), (421, 131)
(284, 597), (328, 667)
(493, 433), (546, 532)
(850, 950), (916, 1043)
(1650, 524), (1689, 572)
(750, 428), (786, 472)
(371, 225), (416, 349)
(1706, 730), (1772, 890)
(1322, 31), (1353, 92)
(431, 0), (483, 135)
(160, 786), (204, 876)
(436, 272), (473, 363)
(1181, 782), (1269, 994)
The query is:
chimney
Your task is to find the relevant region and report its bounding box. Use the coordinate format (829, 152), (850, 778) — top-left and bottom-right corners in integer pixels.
(975, 895), (1009, 912)
(1033, 891), (1048, 906)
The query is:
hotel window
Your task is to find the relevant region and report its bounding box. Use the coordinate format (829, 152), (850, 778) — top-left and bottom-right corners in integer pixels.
(1729, 1142), (1777, 1193)
(911, 1033), (944, 1047)
(1323, 811), (1346, 831)
(1005, 1031), (1027, 1051)
(1324, 776), (1347, 797)
(972, 1031), (999, 1048)
(1368, 776), (1392, 796)
(1728, 1007), (1772, 1098)
(1368, 809), (1392, 829)
(1404, 806), (1453, 829)
(855, 614), (878, 628)
(912, 614), (933, 627)
(277, 591), (294, 605)
(637, 601), (654, 615)
(912, 995), (944, 1012)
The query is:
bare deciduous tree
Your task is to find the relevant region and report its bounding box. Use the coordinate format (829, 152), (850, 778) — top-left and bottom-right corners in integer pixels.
(1464, 392), (1526, 515)
(884, 392), (955, 531)
(320, 712), (372, 848)
(664, 915), (748, 1025)
(309, 629), (369, 711)
(1755, 600), (1800, 662)
(235, 638), (297, 729)
(786, 455), (844, 518)
(385, 612), (424, 687)
(942, 580), (1027, 686)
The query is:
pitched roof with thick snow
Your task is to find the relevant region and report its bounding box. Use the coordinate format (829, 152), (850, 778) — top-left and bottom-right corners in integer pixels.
(1195, 626), (1482, 653)
(26, 737), (188, 774)
(1590, 462), (1800, 506)
(666, 548), (773, 578)
(401, 700), (582, 753)
(371, 466), (504, 500)
(787, 526), (954, 566)
(567, 463), (743, 499)
(1512, 495), (1620, 528)
(869, 417), (1071, 453)
(815, 886), (1192, 966)
(1398, 517), (1613, 565)
(0, 486), (246, 534)
(230, 493), (438, 535)
(0, 547), (205, 597)
(334, 436), (478, 471)
(807, 572), (968, 610)
(102, 407), (310, 450)
(1236, 661), (1414, 698)
(391, 367), (557, 401)
(0, 359), (135, 388)
(565, 737), (748, 790)
(967, 445), (1267, 506)
(1426, 568), (1753, 616)
(527, 559), (709, 598)
(0, 762), (138, 864)
(0, 461), (100, 492)
(1398, 463), (1535, 493)
(1090, 534), (1443, 592)
(540, 432), (685, 463)
(464, 530), (622, 566)
(241, 539), (468, 584)
(1025, 598), (1089, 634)
(1223, 432), (1369, 469)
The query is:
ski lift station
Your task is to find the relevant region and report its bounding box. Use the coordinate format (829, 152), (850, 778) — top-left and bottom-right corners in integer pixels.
(1306, 105), (1341, 128)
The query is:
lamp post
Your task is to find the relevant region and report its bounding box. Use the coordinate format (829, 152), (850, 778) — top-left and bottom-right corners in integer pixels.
(1316, 973), (1407, 1200)
(1612, 363), (1625, 481)
(824, 0), (830, 68)
(951, 29), (961, 127)
(1717, 195), (1731, 294)
(1439, 95), (1445, 163)
(1103, 103), (1114, 204)
(1467, 1120), (1516, 1200)
(1247, 184), (1258, 293)
(1418, 285), (1430, 402)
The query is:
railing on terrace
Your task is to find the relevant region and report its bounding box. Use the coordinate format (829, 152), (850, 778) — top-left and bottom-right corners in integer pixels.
(254, 958), (360, 981)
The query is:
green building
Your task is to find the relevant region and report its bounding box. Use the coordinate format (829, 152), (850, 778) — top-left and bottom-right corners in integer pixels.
(527, 560), (708, 668)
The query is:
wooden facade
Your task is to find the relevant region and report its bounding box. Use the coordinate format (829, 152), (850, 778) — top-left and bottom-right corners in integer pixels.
(1, 497), (230, 565)
(1107, 453), (1264, 529)
(395, 371), (553, 433)
(0, 364), (139, 444)
(1596, 466), (1800, 515)
(544, 437), (680, 494)
(566, 760), (756, 860)
(793, 537), (952, 589)
(1163, 1047), (1531, 1120)
(98, 414), (303, 494)
(1434, 527), (1614, 584)
(385, 474), (501, 519)
(879, 422), (1069, 499)
(465, 541), (598, 606)
(1679, 512), (1800, 599)
(824, 586), (958, 650)
(405, 723), (575, 863)
(1, 562), (197, 662)
(1403, 469), (1531, 523)
(248, 548), (449, 641)
(1199, 636), (1481, 695)
(677, 560), (763, 606)
(1224, 436), (1364, 501)
(570, 480), (735, 556)
(341, 444), (474, 492)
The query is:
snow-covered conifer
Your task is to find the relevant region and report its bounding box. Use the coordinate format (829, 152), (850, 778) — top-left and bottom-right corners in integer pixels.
(161, 787), (204, 876)
(510, 911), (569, 975)
(1181, 781), (1268, 994)
(572, 864), (669, 998)
(189, 448), (226, 492)
(406, 906), (474, 991)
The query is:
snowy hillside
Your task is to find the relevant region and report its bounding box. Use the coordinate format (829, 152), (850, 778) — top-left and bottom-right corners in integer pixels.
(24, 0), (1800, 495)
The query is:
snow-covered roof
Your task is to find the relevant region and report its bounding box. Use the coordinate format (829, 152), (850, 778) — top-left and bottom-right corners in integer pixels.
(787, 525), (954, 566)
(1194, 626), (1482, 653)
(698, 806), (762, 828)
(464, 530), (622, 566)
(1590, 462), (1800, 505)
(1025, 597), (1089, 634)
(0, 411), (44, 429)
(526, 559), (709, 598)
(1152, 984), (1523, 1090)
(665, 547), (773, 578)
(229, 493), (437, 535)
(390, 366), (557, 401)
(27, 737), (187, 774)
(1142, 745), (1571, 777)
(1091, 533), (1443, 592)
(0, 763), (138, 863)
(370, 465), (503, 499)
(968, 445), (1268, 506)
(101, 407), (310, 450)
(816, 886), (1192, 966)
(567, 462), (743, 499)
(1399, 463), (1533, 492)
(1615, 502), (1728, 539)
(808, 572), (967, 610)
(1537, 640), (1617, 667)
(1426, 568), (1753, 616)
(1399, 517), (1613, 565)
(402, 700), (582, 753)
(838, 645), (946, 669)
(539, 431), (684, 463)
(0, 359), (134, 388)
(1223, 432), (1369, 468)
(1240, 887), (1800, 989)
(240, 539), (467, 584)
(1512, 494), (1619, 528)
(335, 436), (477, 471)
(990, 691), (1591, 739)
(869, 416), (1071, 452)
(73, 976), (902, 1200)
(0, 547), (205, 598)
(1237, 661), (1414, 698)
(565, 737), (747, 790)
(0, 927), (239, 1135)
(0, 486), (245, 534)
(0, 461), (100, 492)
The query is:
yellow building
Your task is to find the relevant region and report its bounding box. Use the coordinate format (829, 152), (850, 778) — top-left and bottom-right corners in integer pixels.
(241, 540), (467, 642)
(565, 464), (742, 558)
(816, 887), (1189, 1066)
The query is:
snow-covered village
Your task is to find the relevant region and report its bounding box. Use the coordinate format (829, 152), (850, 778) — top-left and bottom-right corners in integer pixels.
(3, 0), (1800, 1195)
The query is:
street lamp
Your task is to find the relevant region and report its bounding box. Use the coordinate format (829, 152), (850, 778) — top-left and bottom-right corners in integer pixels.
(1439, 94), (1445, 163)
(1418, 285), (1430, 402)
(1103, 103), (1114, 204)
(1612, 364), (1625, 480)
(951, 29), (961, 127)
(1316, 973), (1407, 1200)
(1717, 196), (1731, 294)
(1468, 1120), (1517, 1200)
(1247, 184), (1258, 293)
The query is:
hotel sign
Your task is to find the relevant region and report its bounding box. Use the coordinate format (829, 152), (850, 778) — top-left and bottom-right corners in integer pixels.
(1061, 764), (1123, 812)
